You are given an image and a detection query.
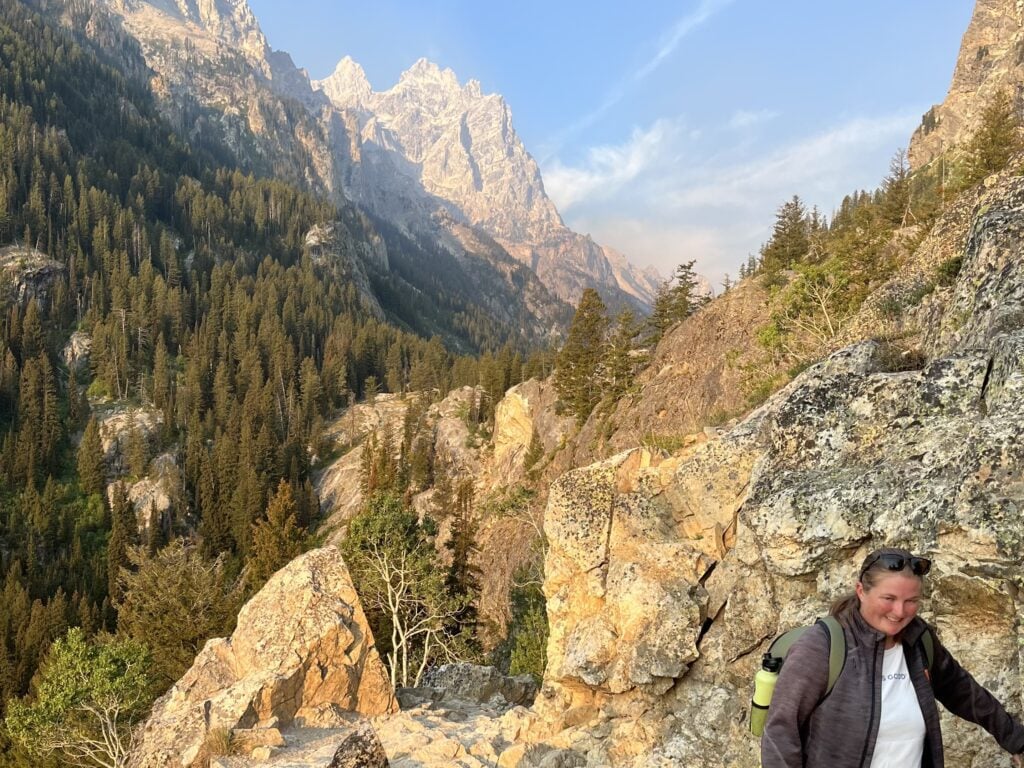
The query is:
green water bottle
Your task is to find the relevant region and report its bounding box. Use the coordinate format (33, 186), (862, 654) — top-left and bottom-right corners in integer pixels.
(749, 653), (782, 737)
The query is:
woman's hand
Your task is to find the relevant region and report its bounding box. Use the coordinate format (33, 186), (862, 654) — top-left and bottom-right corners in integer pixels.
(1011, 754), (1022, 767)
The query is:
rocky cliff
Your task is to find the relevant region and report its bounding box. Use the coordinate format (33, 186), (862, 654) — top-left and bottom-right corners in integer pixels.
(143, 170), (1024, 766)
(909, 0), (1024, 168)
(315, 57), (661, 309)
(92, 0), (659, 314)
(296, 162), (1024, 768)
(519, 172), (1024, 767)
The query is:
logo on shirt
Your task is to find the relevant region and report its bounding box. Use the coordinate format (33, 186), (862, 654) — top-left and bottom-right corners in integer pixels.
(881, 672), (908, 682)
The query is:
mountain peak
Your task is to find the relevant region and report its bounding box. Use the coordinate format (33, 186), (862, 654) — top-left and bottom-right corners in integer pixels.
(315, 55), (372, 108)
(398, 57), (461, 92)
(106, 0), (270, 70)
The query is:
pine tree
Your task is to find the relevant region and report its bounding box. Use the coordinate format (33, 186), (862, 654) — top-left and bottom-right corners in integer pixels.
(554, 289), (609, 422)
(126, 427), (150, 478)
(670, 260), (707, 316)
(67, 365), (83, 428)
(760, 195), (810, 275)
(247, 479), (305, 586)
(77, 417), (105, 495)
(445, 486), (481, 651)
(106, 482), (136, 606)
(962, 90), (1022, 187)
(116, 540), (240, 688)
(360, 430), (380, 495)
(881, 149), (911, 227)
(645, 261), (705, 346)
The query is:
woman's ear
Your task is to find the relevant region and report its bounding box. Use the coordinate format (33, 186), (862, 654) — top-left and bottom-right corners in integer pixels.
(855, 581), (865, 601)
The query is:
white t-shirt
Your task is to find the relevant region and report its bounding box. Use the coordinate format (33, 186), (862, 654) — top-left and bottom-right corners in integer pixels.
(869, 644), (926, 768)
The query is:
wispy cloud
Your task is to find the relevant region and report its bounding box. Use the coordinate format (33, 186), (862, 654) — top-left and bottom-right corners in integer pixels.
(728, 108), (780, 130)
(541, 0), (732, 156)
(634, 0), (735, 81)
(668, 113), (915, 209)
(544, 110), (919, 284)
(543, 118), (685, 211)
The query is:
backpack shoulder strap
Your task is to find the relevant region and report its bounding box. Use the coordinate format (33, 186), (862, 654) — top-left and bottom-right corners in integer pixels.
(817, 616), (847, 695)
(920, 626), (935, 671)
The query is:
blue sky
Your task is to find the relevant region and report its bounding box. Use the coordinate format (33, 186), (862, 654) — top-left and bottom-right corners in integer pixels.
(247, 0), (973, 286)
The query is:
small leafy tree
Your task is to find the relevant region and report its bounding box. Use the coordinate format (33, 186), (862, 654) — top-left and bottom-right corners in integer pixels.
(341, 492), (466, 688)
(5, 628), (152, 768)
(776, 262), (851, 346)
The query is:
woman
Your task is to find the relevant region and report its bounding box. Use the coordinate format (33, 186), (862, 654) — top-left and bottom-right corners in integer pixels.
(761, 547), (1024, 767)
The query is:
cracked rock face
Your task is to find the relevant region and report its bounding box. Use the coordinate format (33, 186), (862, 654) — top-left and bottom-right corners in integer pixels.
(531, 167), (1024, 764)
(534, 326), (1024, 765)
(129, 547), (396, 768)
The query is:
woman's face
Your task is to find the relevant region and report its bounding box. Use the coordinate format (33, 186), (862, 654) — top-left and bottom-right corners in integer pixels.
(856, 571), (922, 639)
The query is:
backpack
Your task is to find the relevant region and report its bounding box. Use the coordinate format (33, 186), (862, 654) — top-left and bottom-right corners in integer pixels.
(748, 617), (935, 737)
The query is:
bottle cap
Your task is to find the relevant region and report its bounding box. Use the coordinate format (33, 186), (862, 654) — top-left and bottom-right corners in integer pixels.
(762, 653), (782, 672)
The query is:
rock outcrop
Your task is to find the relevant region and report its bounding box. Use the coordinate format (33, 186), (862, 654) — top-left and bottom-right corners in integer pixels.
(62, 330), (92, 372)
(415, 663), (537, 710)
(0, 245), (64, 305)
(317, 393), (418, 539)
(316, 388), (492, 542)
(94, 405), (163, 475)
(129, 547), (396, 768)
(909, 0), (1024, 168)
(304, 220), (386, 318)
(524, 174), (1024, 763)
(492, 378), (575, 487)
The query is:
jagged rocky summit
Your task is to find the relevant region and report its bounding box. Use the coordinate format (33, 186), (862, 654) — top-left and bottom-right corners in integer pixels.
(94, 0), (661, 312)
(314, 56), (662, 309)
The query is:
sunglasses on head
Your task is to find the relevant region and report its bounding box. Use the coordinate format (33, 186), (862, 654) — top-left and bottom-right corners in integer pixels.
(861, 552), (931, 578)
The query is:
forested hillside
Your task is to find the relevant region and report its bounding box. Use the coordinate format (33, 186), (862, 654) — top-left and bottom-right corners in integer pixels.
(0, 2), (545, 761)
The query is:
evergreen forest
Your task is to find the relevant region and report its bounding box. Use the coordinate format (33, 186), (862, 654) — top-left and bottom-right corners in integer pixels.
(0, 0), (1019, 765)
(0, 2), (548, 763)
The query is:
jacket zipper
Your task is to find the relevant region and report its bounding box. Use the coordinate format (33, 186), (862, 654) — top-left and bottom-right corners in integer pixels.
(858, 642), (880, 768)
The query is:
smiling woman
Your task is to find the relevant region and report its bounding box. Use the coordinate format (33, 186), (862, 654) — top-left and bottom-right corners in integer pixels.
(761, 547), (1024, 768)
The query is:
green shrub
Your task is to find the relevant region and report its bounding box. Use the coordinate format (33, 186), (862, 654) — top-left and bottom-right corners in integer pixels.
(936, 255), (963, 286)
(506, 582), (547, 684)
(641, 433), (688, 454)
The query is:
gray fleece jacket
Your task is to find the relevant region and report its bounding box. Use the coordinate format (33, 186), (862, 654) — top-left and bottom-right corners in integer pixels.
(760, 605), (1024, 767)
